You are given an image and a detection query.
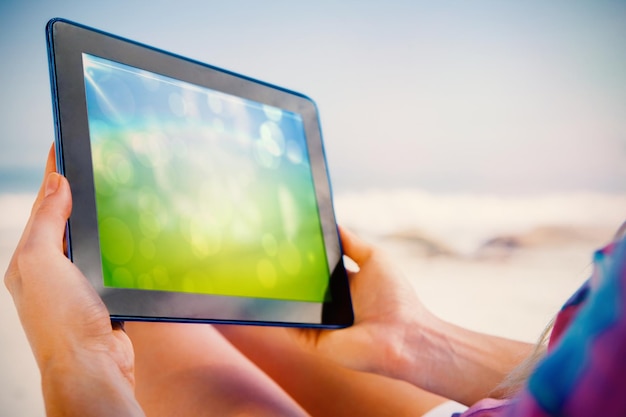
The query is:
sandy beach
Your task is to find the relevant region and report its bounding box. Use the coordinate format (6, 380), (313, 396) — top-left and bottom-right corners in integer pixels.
(0, 194), (44, 416)
(0, 190), (622, 416)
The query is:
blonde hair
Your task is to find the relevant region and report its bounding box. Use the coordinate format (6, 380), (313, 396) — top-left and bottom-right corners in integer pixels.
(493, 317), (554, 398)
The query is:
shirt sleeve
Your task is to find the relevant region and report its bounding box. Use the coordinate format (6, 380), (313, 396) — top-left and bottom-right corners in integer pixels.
(503, 237), (626, 416)
(458, 237), (626, 417)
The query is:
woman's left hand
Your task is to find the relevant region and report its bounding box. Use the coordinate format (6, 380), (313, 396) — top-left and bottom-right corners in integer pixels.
(4, 146), (144, 417)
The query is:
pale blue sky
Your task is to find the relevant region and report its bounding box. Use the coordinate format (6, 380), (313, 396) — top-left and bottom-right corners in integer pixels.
(1, 0), (625, 193)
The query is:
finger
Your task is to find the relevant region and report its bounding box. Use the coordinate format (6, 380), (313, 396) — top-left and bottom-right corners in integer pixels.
(111, 320), (126, 332)
(338, 225), (373, 266)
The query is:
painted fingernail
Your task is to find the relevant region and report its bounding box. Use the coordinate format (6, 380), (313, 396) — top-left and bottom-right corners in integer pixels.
(44, 173), (60, 197)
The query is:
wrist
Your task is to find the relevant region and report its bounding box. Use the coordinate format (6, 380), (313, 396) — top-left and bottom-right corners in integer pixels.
(41, 347), (143, 417)
(388, 314), (533, 405)
(384, 311), (450, 391)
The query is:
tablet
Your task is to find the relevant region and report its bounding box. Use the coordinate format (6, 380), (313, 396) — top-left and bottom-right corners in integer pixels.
(45, 18), (353, 328)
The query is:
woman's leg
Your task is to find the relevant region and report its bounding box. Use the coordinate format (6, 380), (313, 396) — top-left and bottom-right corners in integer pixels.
(217, 324), (448, 417)
(125, 322), (308, 417)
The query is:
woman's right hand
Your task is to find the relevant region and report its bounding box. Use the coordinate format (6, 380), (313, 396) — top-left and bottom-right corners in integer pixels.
(290, 226), (534, 406)
(290, 226), (438, 379)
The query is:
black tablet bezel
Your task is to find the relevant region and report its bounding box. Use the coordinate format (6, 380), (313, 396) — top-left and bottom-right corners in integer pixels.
(46, 18), (353, 328)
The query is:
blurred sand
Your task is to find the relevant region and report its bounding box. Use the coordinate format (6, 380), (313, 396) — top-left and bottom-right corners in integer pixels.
(0, 197), (45, 417)
(0, 192), (618, 416)
(373, 237), (593, 342)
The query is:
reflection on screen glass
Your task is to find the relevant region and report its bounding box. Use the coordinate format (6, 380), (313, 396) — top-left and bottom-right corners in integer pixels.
(81, 53), (330, 303)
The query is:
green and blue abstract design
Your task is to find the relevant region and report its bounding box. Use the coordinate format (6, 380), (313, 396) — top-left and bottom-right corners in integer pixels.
(82, 54), (329, 302)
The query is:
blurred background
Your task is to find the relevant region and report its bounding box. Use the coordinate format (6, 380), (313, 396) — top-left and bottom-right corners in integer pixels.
(1, 1), (625, 415)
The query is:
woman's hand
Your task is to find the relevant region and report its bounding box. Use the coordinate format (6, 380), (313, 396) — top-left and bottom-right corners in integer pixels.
(4, 146), (144, 417)
(290, 227), (534, 406)
(290, 226), (438, 378)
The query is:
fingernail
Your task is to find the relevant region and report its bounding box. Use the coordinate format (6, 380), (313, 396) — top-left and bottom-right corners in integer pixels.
(44, 173), (60, 197)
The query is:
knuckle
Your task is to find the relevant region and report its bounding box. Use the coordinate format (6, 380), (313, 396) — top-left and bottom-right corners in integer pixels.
(3, 268), (15, 293)
(4, 255), (24, 297)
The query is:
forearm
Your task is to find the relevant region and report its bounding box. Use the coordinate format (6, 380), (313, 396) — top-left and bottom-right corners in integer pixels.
(389, 315), (534, 406)
(41, 351), (145, 417)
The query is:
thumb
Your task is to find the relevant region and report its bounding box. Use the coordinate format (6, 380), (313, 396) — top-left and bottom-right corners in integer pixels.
(26, 172), (72, 253)
(5, 172), (73, 302)
(339, 225), (373, 266)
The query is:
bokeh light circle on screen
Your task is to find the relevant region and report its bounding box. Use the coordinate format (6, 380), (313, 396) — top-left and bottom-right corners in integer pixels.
(208, 93), (223, 114)
(262, 233), (279, 257)
(112, 267), (134, 287)
(263, 104), (283, 122)
(257, 259), (278, 288)
(139, 238), (156, 260)
(260, 121), (286, 157)
(100, 217), (134, 265)
(286, 140), (303, 164)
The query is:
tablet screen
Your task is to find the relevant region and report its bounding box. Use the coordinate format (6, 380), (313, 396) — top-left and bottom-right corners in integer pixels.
(83, 54), (330, 303)
(46, 18), (353, 327)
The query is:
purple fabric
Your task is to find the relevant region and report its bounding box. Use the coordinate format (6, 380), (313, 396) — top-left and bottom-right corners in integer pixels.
(456, 237), (626, 417)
